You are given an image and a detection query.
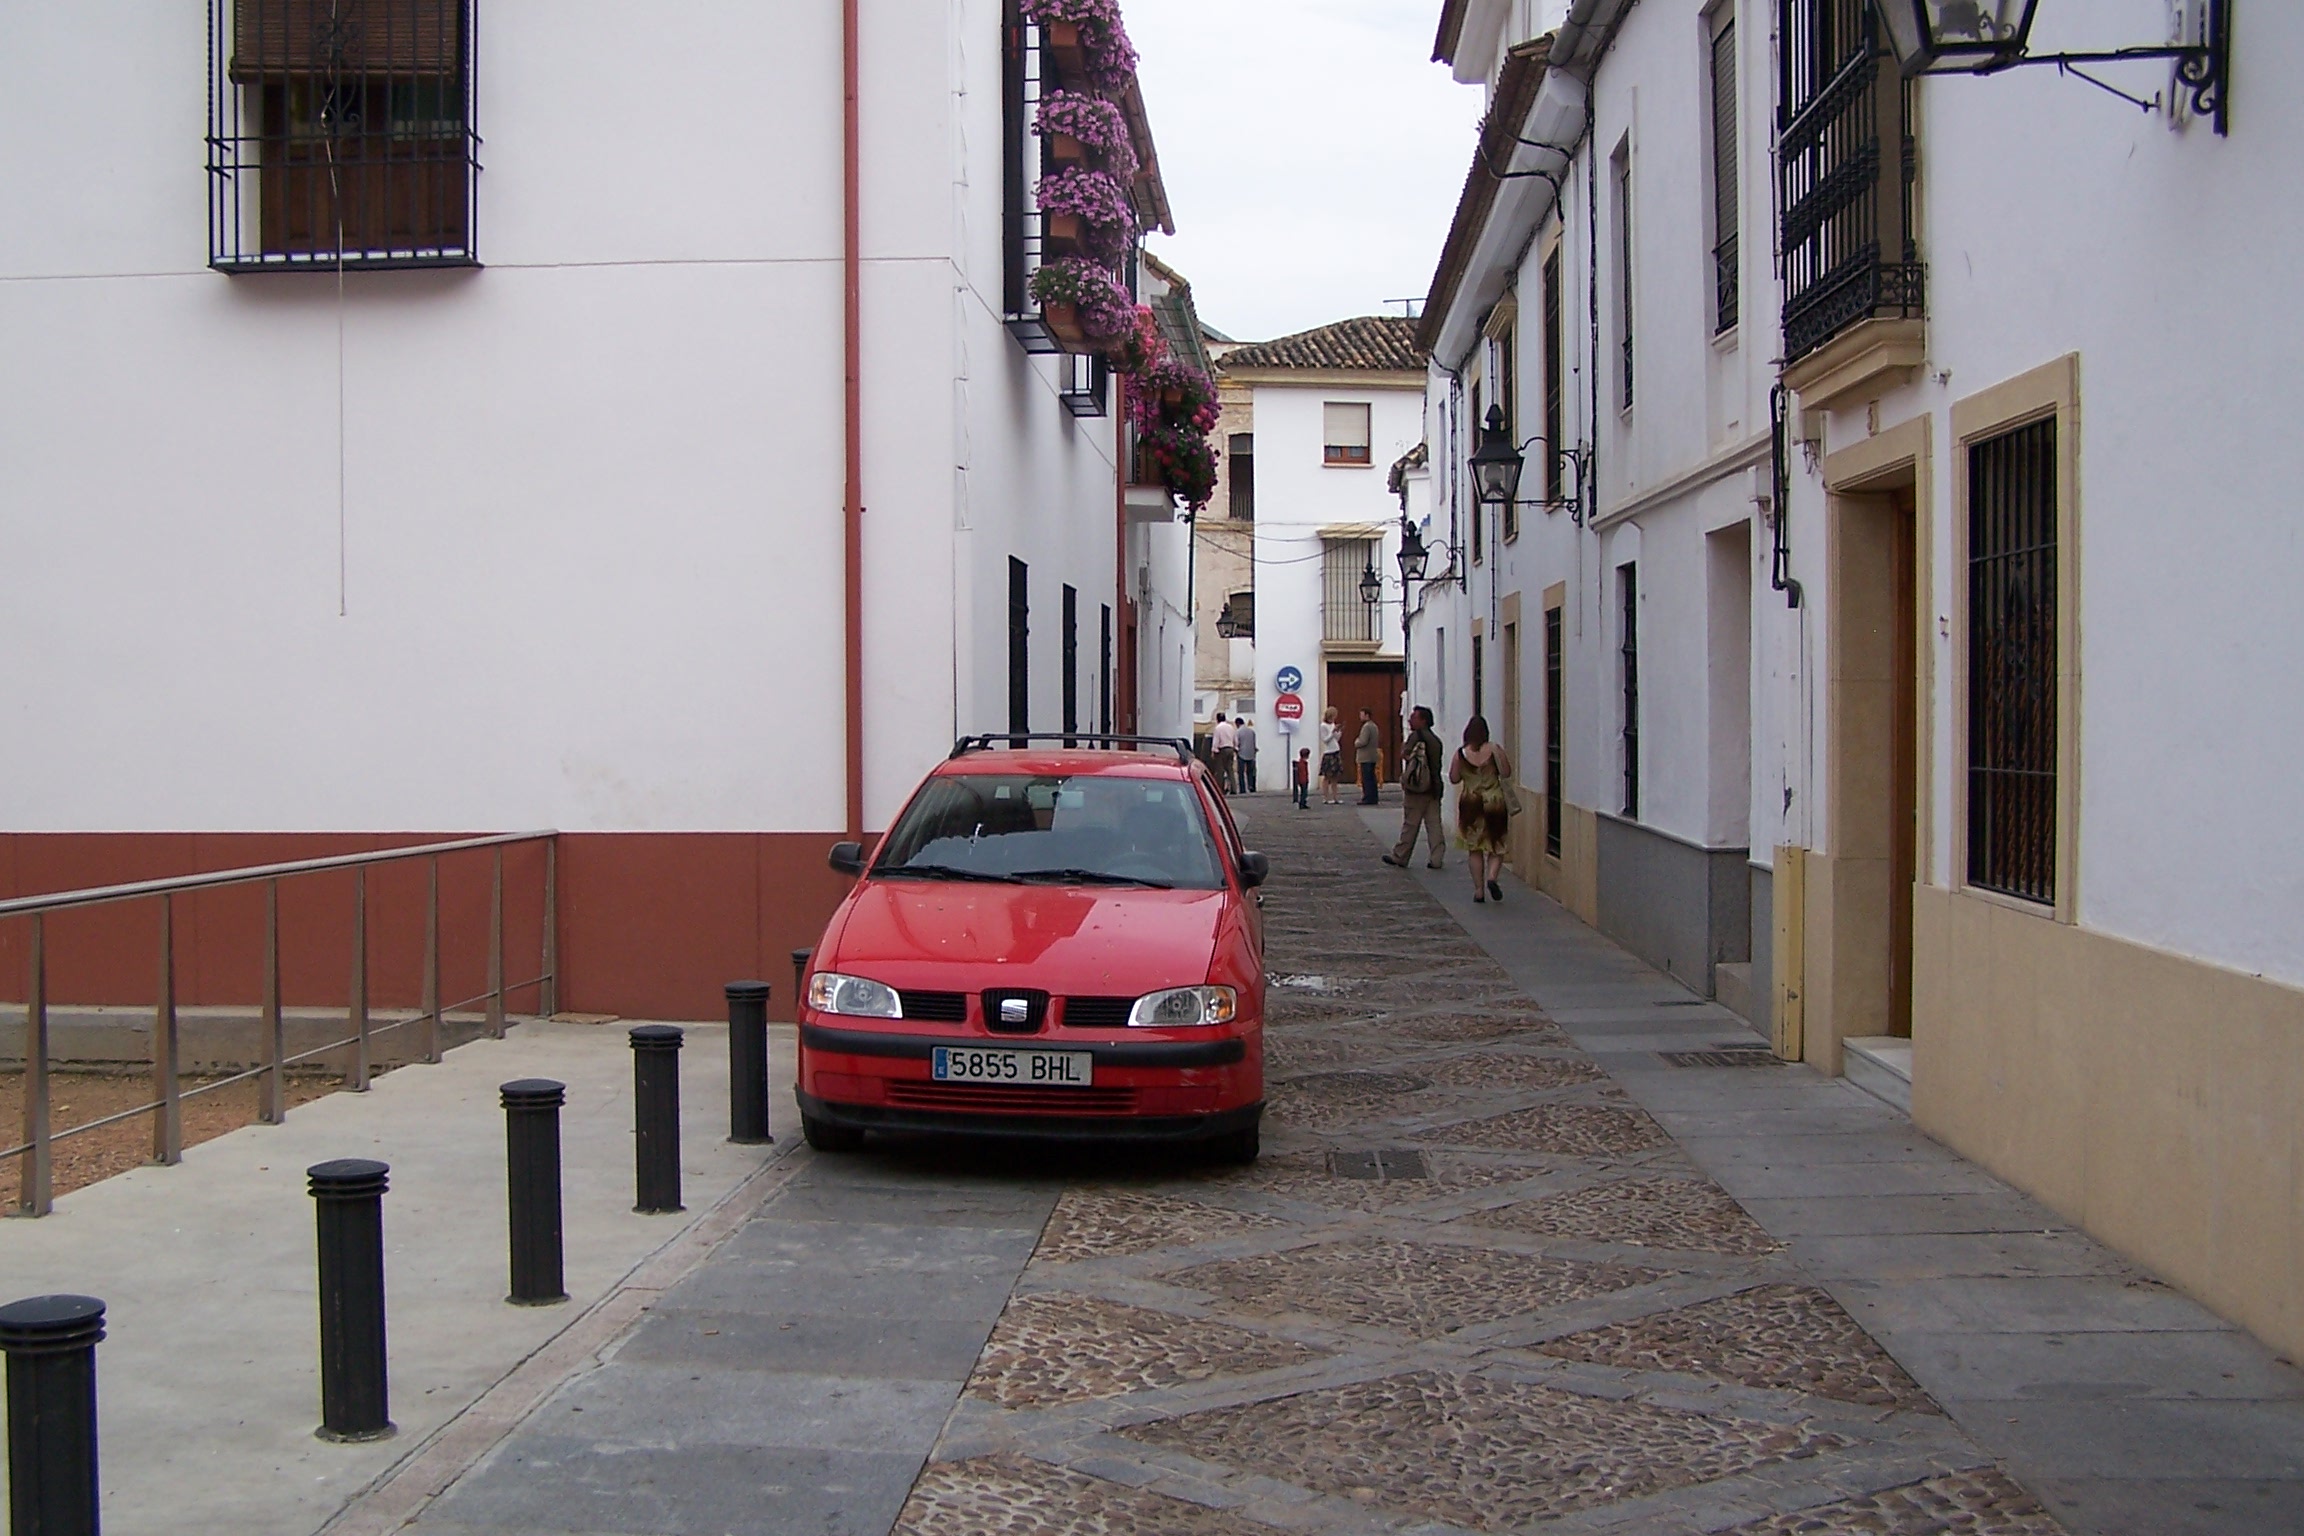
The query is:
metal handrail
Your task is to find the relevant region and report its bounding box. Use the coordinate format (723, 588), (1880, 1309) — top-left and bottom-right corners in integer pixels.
(6, 831), (559, 1216)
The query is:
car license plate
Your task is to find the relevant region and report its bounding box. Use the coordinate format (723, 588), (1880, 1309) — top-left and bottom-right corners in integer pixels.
(931, 1046), (1094, 1087)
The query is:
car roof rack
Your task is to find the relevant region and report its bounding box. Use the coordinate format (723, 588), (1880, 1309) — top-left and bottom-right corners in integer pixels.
(948, 733), (1195, 765)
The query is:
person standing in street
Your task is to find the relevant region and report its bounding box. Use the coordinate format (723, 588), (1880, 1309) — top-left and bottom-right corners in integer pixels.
(1450, 715), (1516, 904)
(1382, 706), (1446, 869)
(1210, 713), (1238, 794)
(1355, 709), (1382, 805)
(1318, 707), (1344, 804)
(1236, 717), (1259, 793)
(1293, 747), (1312, 809)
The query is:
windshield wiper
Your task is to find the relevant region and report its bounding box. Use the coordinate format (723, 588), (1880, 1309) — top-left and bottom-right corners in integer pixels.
(877, 863), (1022, 883)
(1012, 867), (1175, 889)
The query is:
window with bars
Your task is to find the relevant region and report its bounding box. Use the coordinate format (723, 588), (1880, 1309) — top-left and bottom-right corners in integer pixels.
(1544, 605), (1564, 857)
(1619, 563), (1640, 817)
(207, 0), (478, 271)
(1322, 539), (1378, 644)
(1323, 403), (1372, 466)
(1542, 249), (1565, 506)
(1099, 604), (1113, 734)
(1062, 584), (1080, 744)
(1966, 418), (2058, 905)
(1710, 18), (1740, 334)
(1009, 558), (1031, 737)
(1227, 433), (1255, 521)
(1498, 325), (1520, 541)
(1470, 384), (1486, 563)
(1776, 0), (1922, 361)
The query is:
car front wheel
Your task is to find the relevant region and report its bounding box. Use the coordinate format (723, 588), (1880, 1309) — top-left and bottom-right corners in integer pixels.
(802, 1112), (867, 1153)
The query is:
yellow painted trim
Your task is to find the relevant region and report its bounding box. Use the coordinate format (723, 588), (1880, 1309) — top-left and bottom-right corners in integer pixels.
(1773, 845), (1806, 1060)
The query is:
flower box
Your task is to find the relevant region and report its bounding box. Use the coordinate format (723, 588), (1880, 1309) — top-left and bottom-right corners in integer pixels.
(1043, 300), (1091, 352)
(1043, 212), (1084, 256)
(1045, 20), (1089, 79)
(1048, 132), (1088, 166)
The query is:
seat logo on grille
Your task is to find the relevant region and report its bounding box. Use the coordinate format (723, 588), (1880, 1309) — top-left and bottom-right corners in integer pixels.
(999, 997), (1031, 1025)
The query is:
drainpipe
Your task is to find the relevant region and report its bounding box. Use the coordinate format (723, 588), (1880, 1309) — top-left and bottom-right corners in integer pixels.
(842, 0), (865, 839)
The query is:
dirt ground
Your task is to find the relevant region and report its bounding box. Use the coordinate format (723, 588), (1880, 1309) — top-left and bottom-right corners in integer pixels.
(2, 1069), (346, 1206)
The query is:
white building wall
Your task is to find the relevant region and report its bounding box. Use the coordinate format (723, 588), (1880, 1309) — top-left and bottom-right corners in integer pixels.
(0, 0), (1137, 836)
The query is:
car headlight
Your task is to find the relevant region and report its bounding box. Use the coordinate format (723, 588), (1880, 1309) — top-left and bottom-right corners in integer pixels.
(1127, 986), (1237, 1028)
(806, 972), (903, 1019)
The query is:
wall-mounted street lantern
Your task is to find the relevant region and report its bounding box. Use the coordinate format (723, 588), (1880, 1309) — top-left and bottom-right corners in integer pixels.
(1358, 562), (1382, 607)
(1396, 521), (1430, 585)
(1469, 404), (1591, 524)
(1878, 0), (2230, 136)
(1214, 601), (1240, 640)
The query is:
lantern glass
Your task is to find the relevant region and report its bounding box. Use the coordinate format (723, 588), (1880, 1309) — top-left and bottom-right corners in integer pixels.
(1397, 528), (1430, 584)
(1468, 404), (1524, 507)
(1887, 0), (2038, 72)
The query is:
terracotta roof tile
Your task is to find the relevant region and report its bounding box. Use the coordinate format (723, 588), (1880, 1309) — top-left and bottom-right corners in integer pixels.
(1215, 316), (1425, 374)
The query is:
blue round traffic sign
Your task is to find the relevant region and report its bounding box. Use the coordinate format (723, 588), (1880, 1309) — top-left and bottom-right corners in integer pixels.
(1274, 666), (1304, 693)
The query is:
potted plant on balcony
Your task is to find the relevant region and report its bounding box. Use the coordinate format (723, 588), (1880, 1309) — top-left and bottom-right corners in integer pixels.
(1036, 165), (1135, 263)
(1137, 421), (1218, 510)
(1035, 90), (1138, 180)
(1022, 0), (1139, 93)
(1029, 258), (1133, 352)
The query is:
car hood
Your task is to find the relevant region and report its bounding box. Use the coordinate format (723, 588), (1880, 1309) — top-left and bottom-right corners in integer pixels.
(827, 879), (1225, 996)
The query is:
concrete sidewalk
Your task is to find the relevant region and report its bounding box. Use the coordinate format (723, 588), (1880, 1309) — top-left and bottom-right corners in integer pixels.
(1354, 802), (2304, 1535)
(0, 1018), (797, 1536)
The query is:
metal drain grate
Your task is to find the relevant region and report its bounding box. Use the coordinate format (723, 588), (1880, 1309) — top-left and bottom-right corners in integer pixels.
(1660, 1048), (1783, 1068)
(1328, 1147), (1431, 1181)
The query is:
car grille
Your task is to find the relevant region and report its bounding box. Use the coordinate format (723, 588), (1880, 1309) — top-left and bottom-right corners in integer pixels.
(1062, 996), (1134, 1029)
(898, 990), (969, 1023)
(885, 1081), (1138, 1115)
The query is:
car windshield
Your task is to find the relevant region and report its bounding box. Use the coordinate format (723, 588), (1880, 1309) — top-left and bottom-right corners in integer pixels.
(873, 772), (1225, 889)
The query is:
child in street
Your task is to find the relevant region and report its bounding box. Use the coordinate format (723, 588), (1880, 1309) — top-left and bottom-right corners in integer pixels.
(1292, 748), (1312, 809)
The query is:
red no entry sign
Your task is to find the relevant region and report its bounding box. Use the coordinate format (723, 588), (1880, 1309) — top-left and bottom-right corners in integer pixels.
(1274, 692), (1305, 721)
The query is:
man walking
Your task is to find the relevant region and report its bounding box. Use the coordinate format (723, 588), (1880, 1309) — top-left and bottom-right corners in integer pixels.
(1210, 713), (1238, 794)
(1355, 708), (1382, 805)
(1382, 706), (1447, 869)
(1236, 717), (1259, 793)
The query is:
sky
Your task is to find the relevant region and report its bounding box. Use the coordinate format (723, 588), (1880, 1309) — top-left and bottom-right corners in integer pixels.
(1127, 0), (1487, 344)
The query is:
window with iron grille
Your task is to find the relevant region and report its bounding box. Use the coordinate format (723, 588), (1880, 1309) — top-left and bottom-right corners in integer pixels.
(1710, 18), (1740, 334)
(1470, 384), (1486, 563)
(1544, 604), (1564, 857)
(1776, 0), (1922, 361)
(1227, 433), (1255, 521)
(1497, 326), (1520, 541)
(1472, 633), (1485, 721)
(1062, 584), (1080, 744)
(1009, 558), (1031, 736)
(1967, 418), (2057, 905)
(207, 0), (479, 271)
(1541, 249), (1564, 506)
(1613, 144), (1634, 411)
(1059, 353), (1110, 417)
(1226, 590), (1256, 639)
(1619, 563), (1640, 817)
(1322, 539), (1378, 644)
(1099, 604), (1113, 734)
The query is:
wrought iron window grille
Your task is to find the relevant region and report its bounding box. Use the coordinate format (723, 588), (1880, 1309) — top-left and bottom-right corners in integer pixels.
(1776, 0), (1923, 363)
(1059, 354), (1110, 417)
(1543, 605), (1564, 859)
(207, 0), (480, 273)
(1966, 417), (2058, 906)
(1618, 564), (1640, 819)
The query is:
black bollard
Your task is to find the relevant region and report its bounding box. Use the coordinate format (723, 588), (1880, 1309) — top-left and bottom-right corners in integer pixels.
(724, 982), (774, 1145)
(309, 1158), (395, 1442)
(501, 1080), (569, 1306)
(0, 1294), (105, 1536)
(790, 947), (813, 1019)
(630, 1025), (685, 1214)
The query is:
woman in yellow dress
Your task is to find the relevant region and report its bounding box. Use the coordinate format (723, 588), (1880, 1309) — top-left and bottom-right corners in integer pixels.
(1450, 715), (1515, 904)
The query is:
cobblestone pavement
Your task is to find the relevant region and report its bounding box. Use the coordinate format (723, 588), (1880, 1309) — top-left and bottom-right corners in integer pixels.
(893, 806), (2071, 1536)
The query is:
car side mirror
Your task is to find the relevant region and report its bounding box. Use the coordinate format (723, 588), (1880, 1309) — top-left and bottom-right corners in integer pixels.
(1238, 851), (1270, 889)
(828, 840), (865, 876)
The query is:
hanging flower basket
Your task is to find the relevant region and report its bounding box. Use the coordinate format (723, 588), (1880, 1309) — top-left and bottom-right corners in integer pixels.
(1043, 212), (1084, 256)
(1048, 132), (1088, 165)
(1044, 20), (1090, 77)
(1044, 300), (1091, 351)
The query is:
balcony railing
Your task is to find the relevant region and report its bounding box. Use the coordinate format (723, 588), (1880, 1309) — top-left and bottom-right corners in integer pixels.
(1776, 0), (1921, 362)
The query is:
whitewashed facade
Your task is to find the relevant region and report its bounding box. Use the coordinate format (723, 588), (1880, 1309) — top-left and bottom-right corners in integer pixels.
(1418, 0), (2304, 1359)
(0, 0), (1195, 1019)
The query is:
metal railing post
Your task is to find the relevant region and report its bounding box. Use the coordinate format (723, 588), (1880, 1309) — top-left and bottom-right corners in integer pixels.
(19, 916), (51, 1216)
(420, 859), (441, 1065)
(539, 839), (559, 1020)
(0, 1293), (106, 1535)
(486, 848), (505, 1039)
(348, 868), (370, 1091)
(153, 895), (182, 1165)
(261, 881), (285, 1124)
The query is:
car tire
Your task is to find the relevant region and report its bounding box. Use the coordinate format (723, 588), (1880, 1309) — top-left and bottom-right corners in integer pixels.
(802, 1113), (867, 1153)
(1205, 1127), (1260, 1166)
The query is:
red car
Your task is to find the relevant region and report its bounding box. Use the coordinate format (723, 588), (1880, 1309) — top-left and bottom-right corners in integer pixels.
(795, 735), (1268, 1162)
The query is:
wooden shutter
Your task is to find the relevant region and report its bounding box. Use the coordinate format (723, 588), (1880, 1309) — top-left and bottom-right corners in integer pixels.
(232, 0), (463, 80)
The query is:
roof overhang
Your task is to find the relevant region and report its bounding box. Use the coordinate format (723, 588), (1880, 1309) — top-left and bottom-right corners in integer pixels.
(1119, 79), (1177, 237)
(1218, 368), (1428, 391)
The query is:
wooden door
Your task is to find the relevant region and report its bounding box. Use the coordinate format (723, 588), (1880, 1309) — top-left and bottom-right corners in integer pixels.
(1325, 663), (1406, 782)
